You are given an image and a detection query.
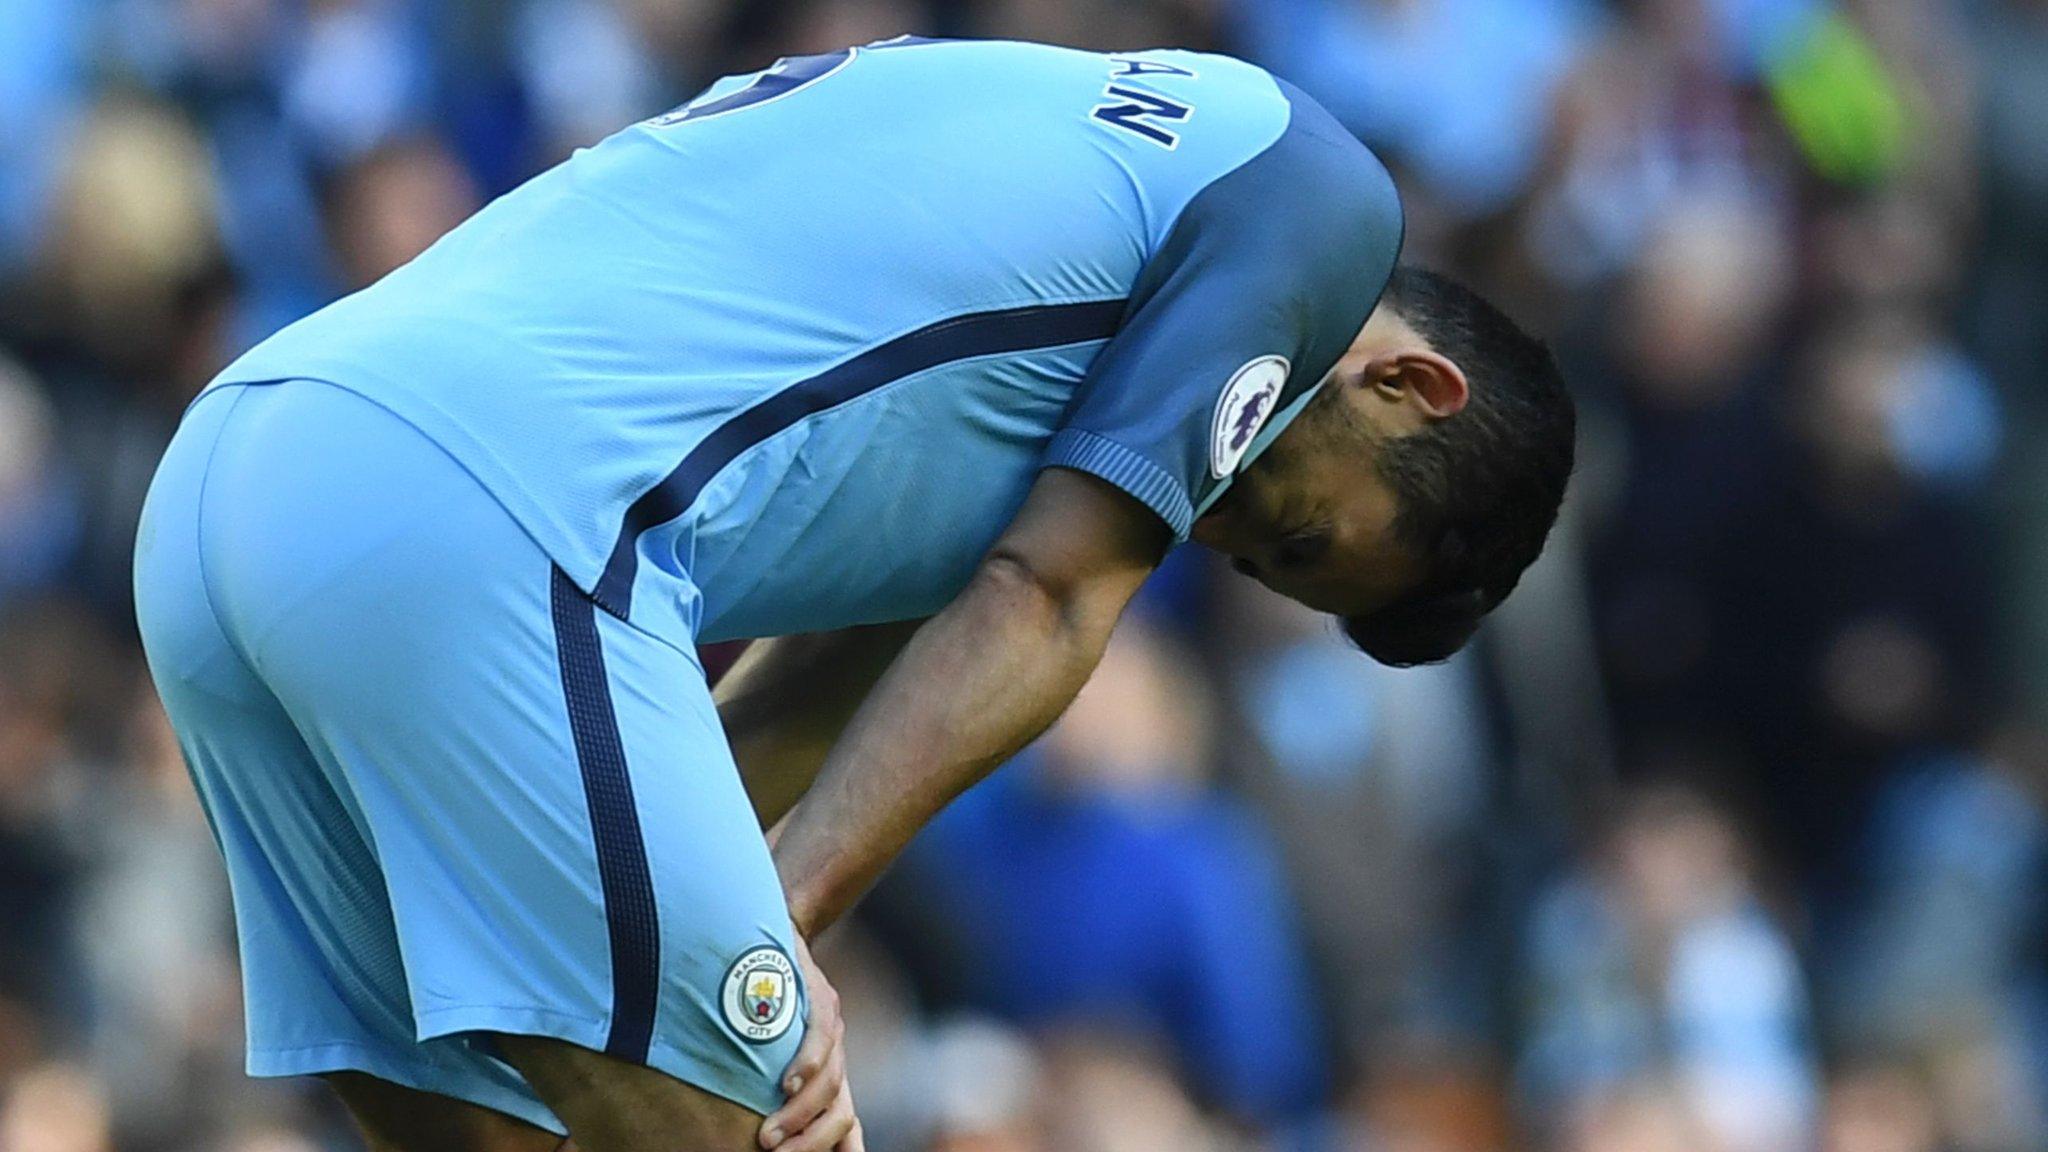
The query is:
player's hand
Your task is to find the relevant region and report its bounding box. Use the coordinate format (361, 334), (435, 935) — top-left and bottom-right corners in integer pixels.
(760, 932), (863, 1152)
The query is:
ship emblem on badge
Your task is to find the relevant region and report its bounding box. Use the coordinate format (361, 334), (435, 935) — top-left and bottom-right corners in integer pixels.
(721, 945), (799, 1044)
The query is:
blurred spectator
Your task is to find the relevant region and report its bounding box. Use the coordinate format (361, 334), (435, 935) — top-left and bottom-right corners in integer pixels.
(1521, 0), (1799, 294)
(1235, 0), (1597, 221)
(1211, 574), (1506, 1089)
(0, 1062), (113, 1152)
(892, 621), (1327, 1123)
(72, 684), (239, 1138)
(513, 0), (661, 158)
(1519, 785), (1820, 1152)
(1035, 1035), (1241, 1152)
(1969, 0), (2048, 728)
(6, 95), (237, 615)
(1823, 1064), (1940, 1152)
(323, 134), (481, 290)
(284, 0), (434, 167)
(0, 0), (87, 275)
(921, 1017), (1045, 1152)
(0, 597), (120, 1022)
(1824, 751), (2048, 1151)
(0, 355), (82, 603)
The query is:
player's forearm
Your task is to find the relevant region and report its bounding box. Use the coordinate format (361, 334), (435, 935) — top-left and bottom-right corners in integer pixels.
(770, 556), (1119, 937)
(727, 740), (829, 831)
(716, 622), (922, 829)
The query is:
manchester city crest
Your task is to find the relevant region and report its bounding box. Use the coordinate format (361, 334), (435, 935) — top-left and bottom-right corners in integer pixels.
(720, 945), (800, 1044)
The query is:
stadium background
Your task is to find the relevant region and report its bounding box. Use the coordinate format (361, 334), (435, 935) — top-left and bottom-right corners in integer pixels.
(3, 0), (2047, 1148)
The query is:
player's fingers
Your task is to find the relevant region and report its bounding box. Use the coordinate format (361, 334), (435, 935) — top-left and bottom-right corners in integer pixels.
(776, 1024), (829, 1103)
(762, 1041), (844, 1147)
(836, 1116), (866, 1152)
(776, 1086), (857, 1152)
(780, 974), (840, 1095)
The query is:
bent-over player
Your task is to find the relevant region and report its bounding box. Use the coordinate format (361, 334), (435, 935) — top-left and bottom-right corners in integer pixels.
(135, 35), (1574, 1152)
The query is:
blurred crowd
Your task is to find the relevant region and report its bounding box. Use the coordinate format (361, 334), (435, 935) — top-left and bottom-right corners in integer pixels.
(3, 0), (2047, 1149)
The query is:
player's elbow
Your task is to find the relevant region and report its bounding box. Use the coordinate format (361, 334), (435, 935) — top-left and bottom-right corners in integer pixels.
(973, 549), (1125, 645)
(974, 549), (1074, 617)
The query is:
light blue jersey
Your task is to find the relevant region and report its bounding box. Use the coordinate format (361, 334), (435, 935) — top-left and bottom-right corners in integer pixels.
(140, 38), (1407, 1126)
(215, 37), (1404, 643)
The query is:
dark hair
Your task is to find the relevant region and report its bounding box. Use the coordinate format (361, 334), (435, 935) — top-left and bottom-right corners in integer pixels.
(1343, 267), (1576, 667)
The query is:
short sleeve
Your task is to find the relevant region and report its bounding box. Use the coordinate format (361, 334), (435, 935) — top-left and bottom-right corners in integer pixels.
(1043, 81), (1404, 539)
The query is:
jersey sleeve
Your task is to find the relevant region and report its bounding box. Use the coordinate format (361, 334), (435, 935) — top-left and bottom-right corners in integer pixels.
(1043, 80), (1405, 539)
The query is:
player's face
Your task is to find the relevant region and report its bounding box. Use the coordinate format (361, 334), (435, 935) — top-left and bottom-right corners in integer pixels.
(1191, 309), (1463, 618)
(1191, 415), (1424, 617)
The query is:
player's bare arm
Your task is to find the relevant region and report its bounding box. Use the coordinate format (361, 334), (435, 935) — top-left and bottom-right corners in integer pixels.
(771, 467), (1173, 941)
(716, 620), (924, 830)
(713, 623), (918, 1152)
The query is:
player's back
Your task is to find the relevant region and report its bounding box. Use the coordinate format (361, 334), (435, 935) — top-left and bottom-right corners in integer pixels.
(214, 37), (1400, 642)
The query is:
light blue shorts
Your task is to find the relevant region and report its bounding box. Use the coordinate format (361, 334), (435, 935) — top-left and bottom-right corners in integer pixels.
(133, 379), (805, 1133)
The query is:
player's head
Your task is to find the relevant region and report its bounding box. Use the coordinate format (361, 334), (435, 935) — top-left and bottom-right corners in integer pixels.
(1191, 266), (1575, 666)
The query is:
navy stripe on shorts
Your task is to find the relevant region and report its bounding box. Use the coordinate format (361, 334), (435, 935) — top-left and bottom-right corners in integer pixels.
(550, 565), (660, 1061)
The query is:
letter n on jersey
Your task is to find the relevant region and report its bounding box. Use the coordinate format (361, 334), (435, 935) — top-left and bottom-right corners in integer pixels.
(1091, 84), (1193, 149)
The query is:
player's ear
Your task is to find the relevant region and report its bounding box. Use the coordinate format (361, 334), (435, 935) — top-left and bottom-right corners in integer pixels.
(1368, 349), (1468, 419)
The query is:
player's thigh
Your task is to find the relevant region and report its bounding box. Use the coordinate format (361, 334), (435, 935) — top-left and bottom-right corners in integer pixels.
(496, 1035), (761, 1152)
(324, 1073), (565, 1152)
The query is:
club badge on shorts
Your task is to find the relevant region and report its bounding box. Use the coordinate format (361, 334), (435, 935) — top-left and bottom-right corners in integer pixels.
(721, 945), (800, 1044)
(1210, 355), (1290, 478)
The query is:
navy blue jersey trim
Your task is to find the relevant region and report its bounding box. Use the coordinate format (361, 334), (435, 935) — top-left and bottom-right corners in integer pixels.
(593, 298), (1127, 616)
(550, 566), (660, 1061)
(666, 49), (854, 124)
